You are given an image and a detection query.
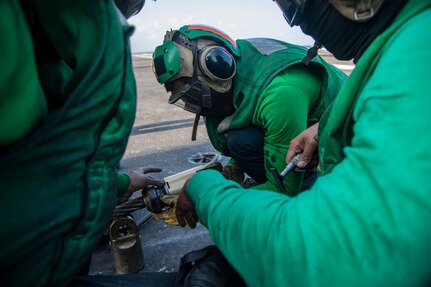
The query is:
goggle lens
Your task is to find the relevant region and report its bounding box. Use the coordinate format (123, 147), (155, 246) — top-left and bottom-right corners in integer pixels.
(273, 0), (303, 27)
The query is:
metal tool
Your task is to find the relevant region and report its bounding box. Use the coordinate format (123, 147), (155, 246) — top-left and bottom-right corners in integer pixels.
(109, 216), (144, 274)
(108, 161), (223, 274)
(114, 161), (223, 216)
(270, 154), (301, 192)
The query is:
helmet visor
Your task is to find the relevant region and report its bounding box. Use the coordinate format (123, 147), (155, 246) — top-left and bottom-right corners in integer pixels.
(115, 0), (146, 19)
(329, 0), (384, 22)
(273, 0), (306, 27)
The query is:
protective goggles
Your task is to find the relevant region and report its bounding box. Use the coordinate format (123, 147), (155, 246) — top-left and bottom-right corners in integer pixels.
(273, 0), (307, 27)
(168, 81), (212, 114)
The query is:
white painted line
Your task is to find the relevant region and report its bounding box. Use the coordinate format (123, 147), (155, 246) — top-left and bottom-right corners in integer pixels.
(334, 64), (355, 71)
(134, 54), (153, 59)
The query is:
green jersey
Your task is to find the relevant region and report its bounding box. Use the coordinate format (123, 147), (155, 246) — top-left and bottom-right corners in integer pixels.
(0, 1), (136, 286)
(206, 39), (346, 194)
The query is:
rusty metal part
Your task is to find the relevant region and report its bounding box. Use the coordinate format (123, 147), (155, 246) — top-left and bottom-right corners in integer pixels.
(109, 216), (144, 274)
(142, 182), (170, 213)
(113, 182), (170, 216)
(113, 196), (147, 217)
(114, 161), (222, 217)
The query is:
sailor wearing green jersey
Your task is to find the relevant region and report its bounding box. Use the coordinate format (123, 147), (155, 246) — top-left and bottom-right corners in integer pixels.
(152, 24), (346, 195)
(175, 0), (431, 286)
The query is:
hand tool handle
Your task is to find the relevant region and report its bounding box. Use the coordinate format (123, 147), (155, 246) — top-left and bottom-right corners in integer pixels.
(280, 154), (301, 177)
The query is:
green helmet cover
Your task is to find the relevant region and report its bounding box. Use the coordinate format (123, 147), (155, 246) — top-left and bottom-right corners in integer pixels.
(152, 41), (181, 84)
(152, 24), (239, 85)
(178, 24), (240, 57)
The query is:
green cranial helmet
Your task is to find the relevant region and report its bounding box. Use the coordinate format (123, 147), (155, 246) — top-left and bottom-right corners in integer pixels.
(329, 0), (385, 21)
(152, 24), (240, 92)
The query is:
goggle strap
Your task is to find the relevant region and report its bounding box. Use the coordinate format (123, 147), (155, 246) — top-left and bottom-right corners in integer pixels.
(201, 83), (212, 108)
(191, 114), (201, 141)
(191, 40), (212, 108)
(191, 40), (199, 83)
(302, 42), (322, 65)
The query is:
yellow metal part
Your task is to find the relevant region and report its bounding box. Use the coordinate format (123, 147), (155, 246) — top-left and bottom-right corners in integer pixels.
(109, 216), (144, 274)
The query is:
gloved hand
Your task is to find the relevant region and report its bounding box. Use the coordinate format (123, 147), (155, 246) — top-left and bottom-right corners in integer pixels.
(152, 194), (180, 226)
(123, 166), (164, 200)
(222, 163), (244, 184)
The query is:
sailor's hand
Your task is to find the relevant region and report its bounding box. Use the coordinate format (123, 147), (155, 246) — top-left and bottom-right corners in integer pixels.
(286, 123), (319, 172)
(222, 163), (245, 184)
(175, 179), (199, 229)
(124, 166), (164, 199)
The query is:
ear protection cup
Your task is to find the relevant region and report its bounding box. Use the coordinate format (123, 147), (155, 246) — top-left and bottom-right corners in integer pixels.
(198, 45), (236, 81)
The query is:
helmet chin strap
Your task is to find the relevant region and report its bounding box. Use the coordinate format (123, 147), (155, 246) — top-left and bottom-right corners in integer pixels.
(190, 39), (211, 141)
(191, 40), (212, 109)
(354, 0), (376, 21)
(191, 113), (200, 141)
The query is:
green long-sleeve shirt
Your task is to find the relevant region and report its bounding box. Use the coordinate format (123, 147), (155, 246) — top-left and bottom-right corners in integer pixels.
(206, 38), (346, 195)
(187, 4), (431, 287)
(251, 65), (320, 193)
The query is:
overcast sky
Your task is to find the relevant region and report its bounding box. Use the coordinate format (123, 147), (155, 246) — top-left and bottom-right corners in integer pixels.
(128, 0), (314, 53)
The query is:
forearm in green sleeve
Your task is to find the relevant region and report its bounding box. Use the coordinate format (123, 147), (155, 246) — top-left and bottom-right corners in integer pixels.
(187, 170), (304, 286)
(117, 172), (130, 198)
(187, 170), (364, 286)
(186, 38), (431, 286)
(185, 73), (431, 287)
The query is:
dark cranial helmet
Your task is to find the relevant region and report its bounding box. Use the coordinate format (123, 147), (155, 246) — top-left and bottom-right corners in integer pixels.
(273, 0), (385, 26)
(273, 0), (309, 26)
(114, 0), (146, 18)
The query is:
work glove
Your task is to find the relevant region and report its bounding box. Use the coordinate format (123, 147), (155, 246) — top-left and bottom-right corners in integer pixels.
(222, 163), (244, 184)
(122, 166), (164, 201)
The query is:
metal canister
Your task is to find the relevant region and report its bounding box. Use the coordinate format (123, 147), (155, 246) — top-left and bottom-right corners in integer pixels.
(109, 216), (144, 274)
